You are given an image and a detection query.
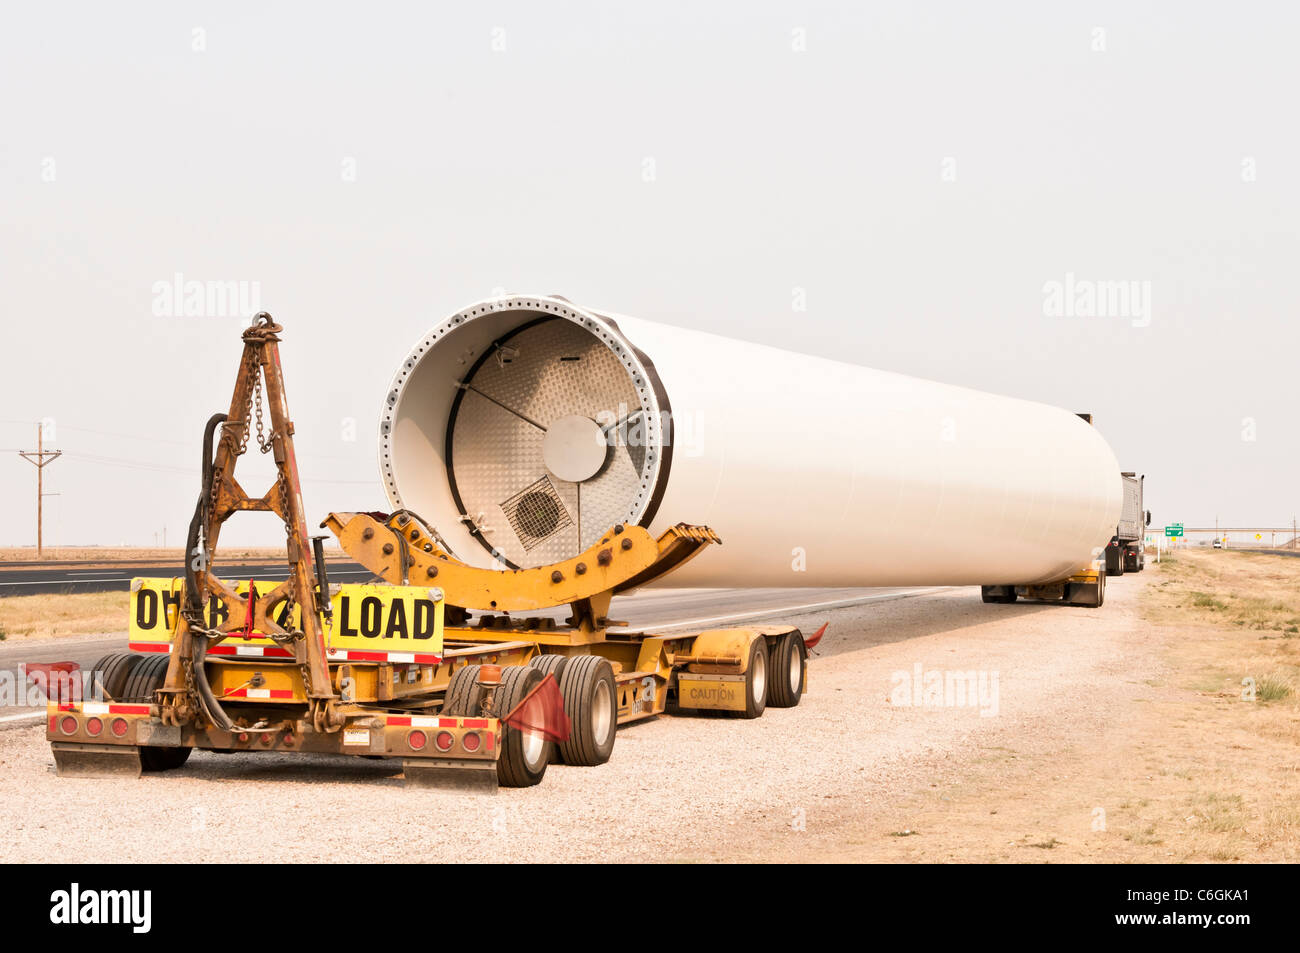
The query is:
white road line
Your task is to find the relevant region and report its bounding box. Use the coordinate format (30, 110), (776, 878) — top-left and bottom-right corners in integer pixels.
(627, 587), (954, 632)
(0, 711), (46, 725)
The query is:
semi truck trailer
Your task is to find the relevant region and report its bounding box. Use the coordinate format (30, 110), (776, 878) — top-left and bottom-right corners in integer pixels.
(1104, 471), (1151, 576)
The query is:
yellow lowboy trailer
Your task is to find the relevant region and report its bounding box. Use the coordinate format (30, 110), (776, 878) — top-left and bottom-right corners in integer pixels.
(46, 316), (814, 790)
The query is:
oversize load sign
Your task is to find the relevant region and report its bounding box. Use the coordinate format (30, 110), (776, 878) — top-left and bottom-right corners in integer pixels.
(128, 578), (443, 657)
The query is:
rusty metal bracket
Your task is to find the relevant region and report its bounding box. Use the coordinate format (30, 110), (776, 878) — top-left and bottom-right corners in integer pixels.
(325, 511), (719, 638)
(162, 313), (339, 730)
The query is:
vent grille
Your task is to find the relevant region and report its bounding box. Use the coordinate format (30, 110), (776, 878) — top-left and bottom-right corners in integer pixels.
(501, 476), (572, 550)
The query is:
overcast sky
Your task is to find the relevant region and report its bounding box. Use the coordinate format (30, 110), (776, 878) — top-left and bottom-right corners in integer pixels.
(2, 1), (1296, 549)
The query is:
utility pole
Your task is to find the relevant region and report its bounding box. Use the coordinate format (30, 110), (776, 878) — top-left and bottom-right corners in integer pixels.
(18, 423), (62, 557)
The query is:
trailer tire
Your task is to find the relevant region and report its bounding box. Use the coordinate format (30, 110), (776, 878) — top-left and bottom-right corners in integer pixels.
(141, 743), (193, 772)
(112, 654), (191, 771)
(980, 586), (1017, 604)
(768, 631), (806, 708)
(443, 664), (483, 717)
(734, 636), (769, 719)
(494, 666), (551, 787)
(89, 652), (145, 703)
(556, 655), (617, 766)
(529, 654), (568, 681)
(1105, 546), (1125, 577)
(1074, 572), (1106, 608)
(119, 654), (171, 704)
(529, 655), (571, 763)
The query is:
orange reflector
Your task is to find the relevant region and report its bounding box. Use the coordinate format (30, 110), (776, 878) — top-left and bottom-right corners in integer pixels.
(434, 730), (454, 752)
(408, 730), (427, 751)
(462, 731), (481, 753)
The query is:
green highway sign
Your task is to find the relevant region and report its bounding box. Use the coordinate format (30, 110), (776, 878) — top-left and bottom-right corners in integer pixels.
(1165, 524), (1184, 538)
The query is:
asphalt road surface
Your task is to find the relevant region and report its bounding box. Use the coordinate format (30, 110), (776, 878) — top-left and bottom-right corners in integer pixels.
(0, 561), (375, 596)
(0, 585), (944, 721)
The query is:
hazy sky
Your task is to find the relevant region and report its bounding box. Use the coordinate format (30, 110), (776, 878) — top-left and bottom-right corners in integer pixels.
(2, 2), (1296, 548)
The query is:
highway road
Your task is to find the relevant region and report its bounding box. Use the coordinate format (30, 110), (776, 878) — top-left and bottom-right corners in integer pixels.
(0, 585), (946, 722)
(0, 561), (375, 596)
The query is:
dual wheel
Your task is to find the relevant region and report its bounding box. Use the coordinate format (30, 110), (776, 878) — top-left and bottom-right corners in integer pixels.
(443, 656), (618, 788)
(702, 630), (806, 720)
(748, 629), (807, 716)
(1105, 545), (1126, 577)
(88, 652), (192, 771)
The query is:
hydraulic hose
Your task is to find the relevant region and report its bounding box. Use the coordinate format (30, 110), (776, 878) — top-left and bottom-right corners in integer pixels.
(184, 413), (238, 732)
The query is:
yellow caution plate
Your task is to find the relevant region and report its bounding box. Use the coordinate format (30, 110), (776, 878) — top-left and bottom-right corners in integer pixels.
(676, 673), (748, 711)
(128, 578), (443, 663)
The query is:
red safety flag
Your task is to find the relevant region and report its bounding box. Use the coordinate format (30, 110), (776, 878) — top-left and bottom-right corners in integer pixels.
(24, 661), (82, 704)
(805, 622), (829, 650)
(503, 673), (571, 743)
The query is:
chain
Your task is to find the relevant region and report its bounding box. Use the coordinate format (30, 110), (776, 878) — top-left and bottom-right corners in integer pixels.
(251, 368), (273, 454)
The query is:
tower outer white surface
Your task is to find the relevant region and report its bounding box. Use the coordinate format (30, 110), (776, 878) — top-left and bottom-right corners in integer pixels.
(379, 295), (1121, 588)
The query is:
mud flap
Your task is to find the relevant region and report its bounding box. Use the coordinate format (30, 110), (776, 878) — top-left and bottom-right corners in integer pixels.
(52, 742), (143, 778)
(403, 759), (498, 792)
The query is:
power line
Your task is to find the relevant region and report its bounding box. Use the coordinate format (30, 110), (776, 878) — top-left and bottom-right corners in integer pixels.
(4, 420), (368, 462)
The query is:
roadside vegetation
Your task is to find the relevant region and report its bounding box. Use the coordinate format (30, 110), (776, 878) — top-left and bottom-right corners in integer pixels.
(1145, 550), (1300, 635)
(1127, 549), (1300, 860)
(0, 591), (130, 639)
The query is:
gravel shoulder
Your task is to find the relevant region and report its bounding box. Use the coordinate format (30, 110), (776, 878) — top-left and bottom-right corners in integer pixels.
(0, 574), (1181, 864)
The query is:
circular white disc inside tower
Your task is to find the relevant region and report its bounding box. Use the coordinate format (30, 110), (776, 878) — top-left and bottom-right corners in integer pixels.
(542, 415), (608, 483)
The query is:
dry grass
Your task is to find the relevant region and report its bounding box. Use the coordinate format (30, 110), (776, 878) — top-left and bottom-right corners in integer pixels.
(0, 591), (131, 640)
(1146, 550), (1300, 635)
(758, 549), (1300, 863)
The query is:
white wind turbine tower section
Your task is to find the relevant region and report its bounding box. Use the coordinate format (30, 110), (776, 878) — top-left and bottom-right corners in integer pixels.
(379, 295), (1122, 588)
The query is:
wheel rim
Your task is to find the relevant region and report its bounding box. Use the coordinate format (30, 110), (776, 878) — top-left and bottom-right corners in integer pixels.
(788, 645), (802, 693)
(751, 649), (766, 703)
(592, 680), (614, 744)
(522, 729), (546, 769)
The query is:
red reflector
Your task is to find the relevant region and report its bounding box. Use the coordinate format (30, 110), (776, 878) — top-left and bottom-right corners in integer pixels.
(110, 718), (129, 737)
(462, 731), (481, 753)
(434, 730), (454, 752)
(408, 730), (427, 751)
(85, 717), (103, 736)
(60, 716), (78, 735)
